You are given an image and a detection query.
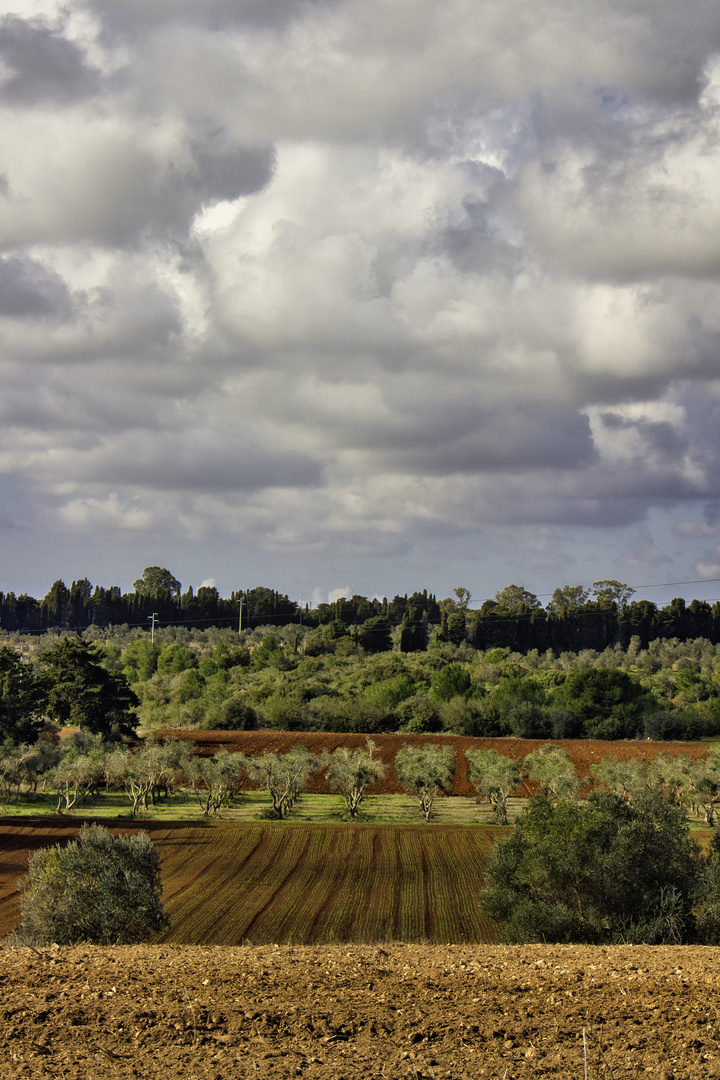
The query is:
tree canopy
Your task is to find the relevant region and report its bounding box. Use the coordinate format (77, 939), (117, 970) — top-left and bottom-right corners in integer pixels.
(39, 638), (137, 738)
(481, 792), (700, 944)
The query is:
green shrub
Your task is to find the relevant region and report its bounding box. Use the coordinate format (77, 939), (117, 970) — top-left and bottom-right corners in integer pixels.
(10, 823), (168, 945)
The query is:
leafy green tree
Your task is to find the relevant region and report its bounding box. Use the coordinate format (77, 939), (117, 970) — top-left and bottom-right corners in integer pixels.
(133, 566), (181, 600)
(251, 634), (287, 670)
(591, 579), (635, 607)
(395, 744), (455, 821)
(0, 646), (47, 743)
(550, 668), (648, 739)
(695, 826), (720, 943)
(522, 744), (580, 799)
(684, 750), (720, 825)
(156, 643), (198, 675)
(213, 642), (251, 669)
(186, 748), (248, 816)
(546, 585), (589, 616)
(481, 792), (699, 944)
(42, 579), (70, 627)
(49, 732), (108, 812)
(121, 637), (160, 683)
(430, 663), (471, 703)
(591, 755), (650, 803)
(393, 694), (442, 733)
(362, 674), (416, 711)
(39, 639), (137, 738)
(205, 694), (258, 731)
(322, 741), (385, 818)
(106, 736), (191, 816)
(446, 610), (466, 646)
(11, 823), (168, 945)
(494, 585), (542, 614)
(399, 606), (427, 652)
(453, 587), (471, 609)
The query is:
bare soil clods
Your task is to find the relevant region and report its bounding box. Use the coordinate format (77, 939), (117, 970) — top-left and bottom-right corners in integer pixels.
(3, 943), (720, 1079)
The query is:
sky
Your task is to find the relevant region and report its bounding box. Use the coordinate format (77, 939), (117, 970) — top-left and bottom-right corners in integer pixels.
(3, 0), (720, 610)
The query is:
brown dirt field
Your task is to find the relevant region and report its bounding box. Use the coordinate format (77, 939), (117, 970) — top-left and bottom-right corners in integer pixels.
(0, 820), (504, 944)
(157, 730), (711, 796)
(3, 942), (720, 1079)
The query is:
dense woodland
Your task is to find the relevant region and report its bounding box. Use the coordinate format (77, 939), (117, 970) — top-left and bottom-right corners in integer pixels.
(3, 567), (720, 744)
(3, 615), (720, 744)
(3, 567), (720, 655)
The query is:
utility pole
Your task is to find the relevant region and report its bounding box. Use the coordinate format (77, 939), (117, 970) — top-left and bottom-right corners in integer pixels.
(238, 594), (243, 633)
(148, 612), (158, 645)
(299, 595), (303, 626)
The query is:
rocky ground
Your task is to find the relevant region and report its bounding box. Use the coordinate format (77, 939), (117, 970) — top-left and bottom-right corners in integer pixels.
(2, 943), (720, 1078)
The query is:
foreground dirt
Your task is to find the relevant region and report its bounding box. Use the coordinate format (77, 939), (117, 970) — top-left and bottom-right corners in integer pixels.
(2, 944), (720, 1079)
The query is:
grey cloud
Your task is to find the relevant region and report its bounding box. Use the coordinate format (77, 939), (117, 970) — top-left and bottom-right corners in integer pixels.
(86, 0), (312, 36)
(0, 256), (72, 319)
(361, 405), (597, 475)
(4, 0), (720, 595)
(599, 413), (689, 459)
(193, 139), (276, 202)
(438, 196), (520, 276)
(51, 436), (323, 493)
(0, 16), (102, 104)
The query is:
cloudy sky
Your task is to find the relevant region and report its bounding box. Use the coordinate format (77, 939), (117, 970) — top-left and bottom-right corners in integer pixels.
(3, 0), (720, 608)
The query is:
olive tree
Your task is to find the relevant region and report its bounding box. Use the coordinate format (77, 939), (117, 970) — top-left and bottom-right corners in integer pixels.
(684, 750), (720, 825)
(322, 741), (385, 819)
(11, 823), (168, 945)
(466, 749), (520, 824)
(522, 744), (580, 799)
(186, 748), (248, 816)
(395, 744), (455, 821)
(247, 747), (318, 819)
(106, 736), (193, 816)
(49, 733), (108, 813)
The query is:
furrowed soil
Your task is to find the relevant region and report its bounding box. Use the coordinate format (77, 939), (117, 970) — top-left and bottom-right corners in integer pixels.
(3, 942), (720, 1079)
(0, 820), (505, 944)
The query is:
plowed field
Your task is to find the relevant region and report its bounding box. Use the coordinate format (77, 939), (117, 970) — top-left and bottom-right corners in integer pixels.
(4, 942), (720, 1079)
(158, 730), (711, 795)
(0, 820), (505, 944)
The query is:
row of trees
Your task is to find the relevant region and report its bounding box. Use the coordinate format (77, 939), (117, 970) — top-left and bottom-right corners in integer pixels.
(0, 733), (460, 822)
(466, 743), (720, 825)
(8, 727), (720, 830)
(5, 567), (720, 654)
(125, 633), (720, 741)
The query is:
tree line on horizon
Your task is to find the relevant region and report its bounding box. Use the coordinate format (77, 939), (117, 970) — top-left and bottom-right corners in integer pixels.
(2, 567), (720, 654)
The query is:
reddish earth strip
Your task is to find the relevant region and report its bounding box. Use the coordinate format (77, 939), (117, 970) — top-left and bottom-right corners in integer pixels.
(3, 942), (720, 1079)
(158, 729), (711, 795)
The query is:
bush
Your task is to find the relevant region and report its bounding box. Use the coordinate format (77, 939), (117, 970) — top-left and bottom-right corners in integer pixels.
(481, 792), (699, 943)
(10, 823), (168, 945)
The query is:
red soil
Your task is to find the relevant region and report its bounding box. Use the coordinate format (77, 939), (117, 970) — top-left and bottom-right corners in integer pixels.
(157, 729), (710, 796)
